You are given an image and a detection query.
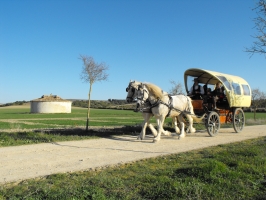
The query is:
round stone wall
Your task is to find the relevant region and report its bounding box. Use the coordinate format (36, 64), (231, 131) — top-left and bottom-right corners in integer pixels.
(30, 101), (72, 113)
(30, 95), (72, 113)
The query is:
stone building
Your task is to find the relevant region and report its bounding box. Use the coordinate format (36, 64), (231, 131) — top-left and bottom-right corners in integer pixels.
(30, 95), (72, 113)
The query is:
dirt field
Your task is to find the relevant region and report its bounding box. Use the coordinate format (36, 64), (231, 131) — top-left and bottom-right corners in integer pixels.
(1, 125), (266, 185)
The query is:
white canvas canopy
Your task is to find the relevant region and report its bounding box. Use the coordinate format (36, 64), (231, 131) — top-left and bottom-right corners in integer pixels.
(184, 68), (251, 108)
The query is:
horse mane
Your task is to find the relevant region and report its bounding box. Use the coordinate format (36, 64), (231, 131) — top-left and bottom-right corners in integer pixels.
(144, 83), (165, 99)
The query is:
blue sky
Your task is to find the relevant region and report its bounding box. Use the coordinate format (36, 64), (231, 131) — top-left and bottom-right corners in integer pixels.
(0, 0), (265, 103)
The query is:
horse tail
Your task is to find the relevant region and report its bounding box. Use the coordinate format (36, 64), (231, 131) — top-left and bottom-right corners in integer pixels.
(191, 113), (206, 123)
(186, 96), (195, 115)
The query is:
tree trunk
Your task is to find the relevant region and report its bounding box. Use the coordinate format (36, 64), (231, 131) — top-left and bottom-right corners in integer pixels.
(253, 106), (257, 121)
(86, 84), (92, 132)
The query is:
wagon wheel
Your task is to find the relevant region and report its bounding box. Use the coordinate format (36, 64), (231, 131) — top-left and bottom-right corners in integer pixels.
(205, 111), (220, 137)
(233, 108), (245, 133)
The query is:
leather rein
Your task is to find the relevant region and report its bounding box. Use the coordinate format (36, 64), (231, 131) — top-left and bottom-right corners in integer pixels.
(137, 86), (193, 117)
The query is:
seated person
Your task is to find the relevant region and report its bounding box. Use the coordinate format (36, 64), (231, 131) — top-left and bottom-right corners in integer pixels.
(188, 78), (204, 100)
(212, 82), (225, 110)
(203, 85), (213, 108)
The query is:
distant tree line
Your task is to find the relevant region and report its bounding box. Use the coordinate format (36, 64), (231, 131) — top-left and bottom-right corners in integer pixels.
(0, 101), (28, 107)
(71, 99), (134, 109)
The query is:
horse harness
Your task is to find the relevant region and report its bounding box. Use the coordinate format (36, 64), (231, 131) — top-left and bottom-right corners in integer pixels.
(126, 82), (194, 117)
(154, 95), (194, 117)
(137, 87), (194, 117)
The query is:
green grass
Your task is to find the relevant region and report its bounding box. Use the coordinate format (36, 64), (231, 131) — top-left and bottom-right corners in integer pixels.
(0, 130), (99, 147)
(0, 107), (154, 147)
(0, 108), (148, 138)
(22, 117), (144, 126)
(0, 106), (265, 147)
(0, 121), (59, 129)
(1, 107), (265, 128)
(0, 107), (139, 120)
(245, 112), (266, 119)
(0, 137), (265, 199)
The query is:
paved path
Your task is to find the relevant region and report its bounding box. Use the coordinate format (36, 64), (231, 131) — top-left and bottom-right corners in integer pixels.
(1, 125), (266, 184)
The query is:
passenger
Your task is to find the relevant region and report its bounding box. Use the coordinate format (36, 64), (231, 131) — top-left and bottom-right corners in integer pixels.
(212, 82), (225, 110)
(221, 86), (225, 97)
(203, 85), (213, 109)
(188, 78), (204, 100)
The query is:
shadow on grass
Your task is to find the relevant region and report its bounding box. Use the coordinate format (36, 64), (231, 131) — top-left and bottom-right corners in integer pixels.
(33, 125), (150, 138)
(32, 125), (210, 140)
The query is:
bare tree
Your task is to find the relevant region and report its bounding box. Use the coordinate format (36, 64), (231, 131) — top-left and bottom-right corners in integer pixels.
(168, 80), (185, 95)
(79, 55), (109, 131)
(251, 88), (266, 120)
(245, 0), (266, 57)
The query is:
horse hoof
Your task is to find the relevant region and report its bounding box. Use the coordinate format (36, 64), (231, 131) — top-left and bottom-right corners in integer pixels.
(153, 138), (159, 143)
(190, 128), (196, 133)
(137, 135), (144, 140)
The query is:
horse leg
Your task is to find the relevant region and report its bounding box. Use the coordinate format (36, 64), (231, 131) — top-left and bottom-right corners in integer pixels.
(138, 113), (150, 140)
(138, 121), (147, 140)
(161, 130), (172, 136)
(178, 121), (185, 139)
(186, 115), (196, 133)
(149, 123), (170, 137)
(147, 123), (157, 137)
(146, 115), (167, 137)
(173, 116), (180, 135)
(153, 116), (165, 143)
(161, 118), (172, 136)
(177, 115), (185, 139)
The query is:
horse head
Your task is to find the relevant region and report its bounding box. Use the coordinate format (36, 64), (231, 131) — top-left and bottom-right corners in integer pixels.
(126, 80), (142, 103)
(136, 83), (149, 103)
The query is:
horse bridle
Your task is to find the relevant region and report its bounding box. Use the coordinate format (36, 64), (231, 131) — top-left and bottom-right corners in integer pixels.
(126, 83), (138, 102)
(126, 82), (149, 103)
(136, 85), (149, 103)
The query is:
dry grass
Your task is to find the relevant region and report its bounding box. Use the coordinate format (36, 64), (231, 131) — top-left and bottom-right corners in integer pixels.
(246, 118), (266, 125)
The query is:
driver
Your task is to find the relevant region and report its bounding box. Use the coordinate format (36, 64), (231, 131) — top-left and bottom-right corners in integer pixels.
(188, 78), (204, 100)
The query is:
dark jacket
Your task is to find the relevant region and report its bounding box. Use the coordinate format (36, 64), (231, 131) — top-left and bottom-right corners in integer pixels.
(212, 87), (224, 98)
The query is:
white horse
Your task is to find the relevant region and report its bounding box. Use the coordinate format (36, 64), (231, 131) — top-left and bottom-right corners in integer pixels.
(126, 80), (172, 139)
(136, 82), (205, 142)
